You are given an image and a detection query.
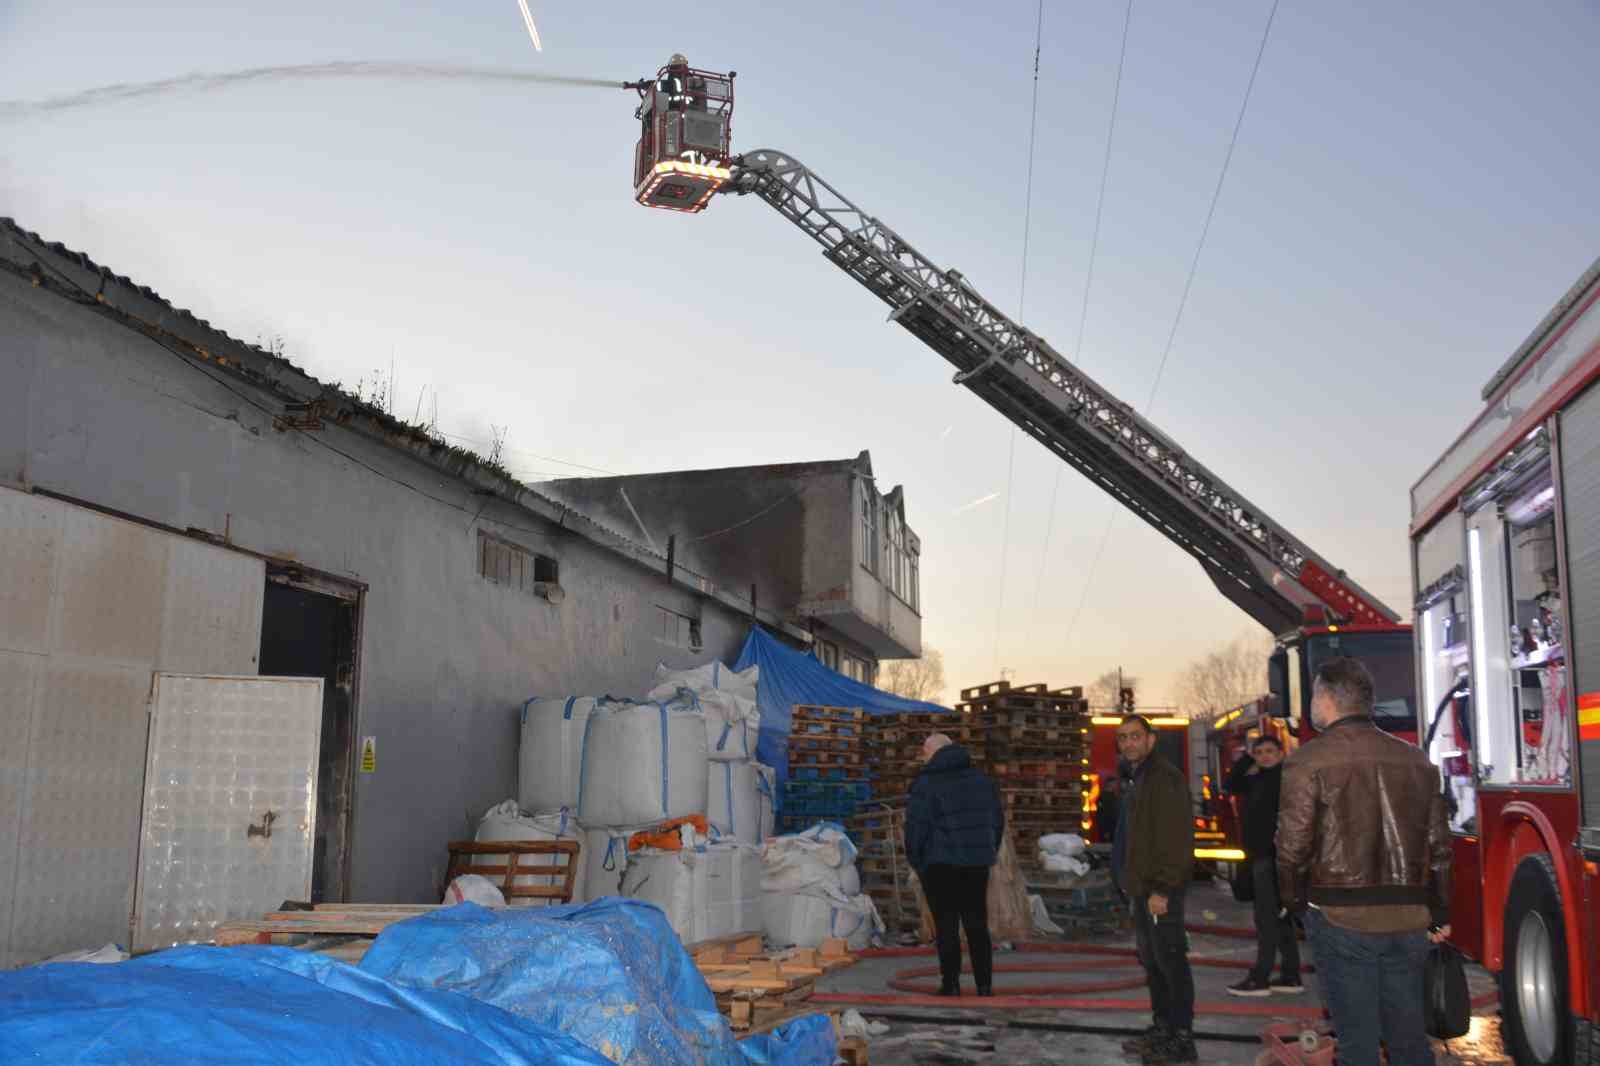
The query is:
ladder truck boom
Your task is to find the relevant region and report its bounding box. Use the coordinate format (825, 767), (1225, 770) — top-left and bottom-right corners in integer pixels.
(622, 57), (1401, 638)
(725, 149), (1398, 635)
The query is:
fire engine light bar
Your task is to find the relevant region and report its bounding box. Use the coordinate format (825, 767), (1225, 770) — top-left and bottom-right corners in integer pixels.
(653, 160), (731, 180)
(1148, 717), (1189, 727)
(1091, 716), (1122, 726)
(1194, 847), (1246, 862)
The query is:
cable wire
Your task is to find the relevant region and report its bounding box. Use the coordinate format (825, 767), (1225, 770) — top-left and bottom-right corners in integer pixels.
(993, 0), (1046, 674)
(1059, 0), (1281, 647)
(1034, 0), (1134, 619)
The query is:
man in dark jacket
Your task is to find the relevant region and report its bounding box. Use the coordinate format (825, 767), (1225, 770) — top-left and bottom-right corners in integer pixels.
(1223, 734), (1302, 996)
(906, 733), (1005, 997)
(1114, 715), (1197, 1065)
(1277, 657), (1452, 1066)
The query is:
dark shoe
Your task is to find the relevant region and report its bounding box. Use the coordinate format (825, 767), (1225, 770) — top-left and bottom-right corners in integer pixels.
(1269, 974), (1304, 993)
(1120, 1024), (1166, 1055)
(1226, 975), (1272, 997)
(1142, 1031), (1198, 1064)
(975, 986), (994, 997)
(936, 983), (960, 997)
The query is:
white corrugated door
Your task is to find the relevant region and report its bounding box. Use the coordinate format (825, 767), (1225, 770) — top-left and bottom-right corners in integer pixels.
(0, 488), (264, 967)
(132, 674), (322, 952)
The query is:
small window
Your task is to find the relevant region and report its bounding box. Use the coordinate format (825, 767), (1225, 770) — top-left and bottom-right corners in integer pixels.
(478, 531), (558, 596)
(656, 605), (702, 650)
(817, 641), (840, 671)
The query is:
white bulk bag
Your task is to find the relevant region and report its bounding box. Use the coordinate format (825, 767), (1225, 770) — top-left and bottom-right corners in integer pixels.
(578, 700), (709, 827)
(473, 801), (586, 906)
(700, 689), (761, 762)
(760, 889), (882, 951)
(704, 842), (762, 939)
(620, 847), (712, 945)
(706, 760), (776, 845)
(579, 826), (632, 902)
(519, 696), (602, 811)
(647, 661), (759, 703)
(761, 823), (861, 897)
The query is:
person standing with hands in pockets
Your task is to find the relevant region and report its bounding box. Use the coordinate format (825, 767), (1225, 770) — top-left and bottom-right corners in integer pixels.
(1112, 715), (1197, 1065)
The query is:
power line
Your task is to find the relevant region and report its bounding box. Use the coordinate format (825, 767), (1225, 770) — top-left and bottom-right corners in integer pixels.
(993, 0), (1045, 675)
(1060, 0), (1281, 646)
(1035, 0), (1134, 619)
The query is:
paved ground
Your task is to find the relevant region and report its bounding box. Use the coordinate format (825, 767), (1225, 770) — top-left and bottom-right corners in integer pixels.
(816, 883), (1511, 1065)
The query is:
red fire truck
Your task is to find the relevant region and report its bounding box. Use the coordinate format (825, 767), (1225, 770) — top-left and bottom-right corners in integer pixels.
(1410, 257), (1600, 1065)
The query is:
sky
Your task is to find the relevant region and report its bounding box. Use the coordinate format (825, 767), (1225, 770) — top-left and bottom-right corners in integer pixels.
(3, 1), (1598, 707)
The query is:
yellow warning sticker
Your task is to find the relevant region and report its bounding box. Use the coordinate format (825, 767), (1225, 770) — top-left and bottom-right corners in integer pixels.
(359, 736), (377, 774)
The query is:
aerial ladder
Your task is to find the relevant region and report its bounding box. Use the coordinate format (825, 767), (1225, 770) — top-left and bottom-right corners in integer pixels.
(621, 57), (1414, 734)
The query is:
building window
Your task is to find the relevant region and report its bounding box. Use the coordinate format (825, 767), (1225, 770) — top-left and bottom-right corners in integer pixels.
(657, 605), (703, 650)
(840, 652), (876, 686)
(908, 544), (920, 613)
(858, 480), (877, 575)
(478, 531), (558, 594)
(817, 641), (840, 671)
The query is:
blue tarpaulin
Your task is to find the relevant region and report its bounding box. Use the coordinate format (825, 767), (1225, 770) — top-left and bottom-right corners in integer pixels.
(0, 901), (837, 1066)
(732, 626), (947, 786)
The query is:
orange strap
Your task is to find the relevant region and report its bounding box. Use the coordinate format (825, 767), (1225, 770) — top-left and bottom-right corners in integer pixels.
(628, 814), (710, 852)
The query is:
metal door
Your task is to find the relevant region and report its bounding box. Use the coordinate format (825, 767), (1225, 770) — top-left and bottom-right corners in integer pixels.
(131, 674), (322, 952)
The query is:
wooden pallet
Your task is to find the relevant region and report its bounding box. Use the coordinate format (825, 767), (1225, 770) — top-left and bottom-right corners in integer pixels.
(214, 903), (448, 947)
(791, 704), (866, 724)
(689, 934), (856, 1031)
(788, 734), (860, 754)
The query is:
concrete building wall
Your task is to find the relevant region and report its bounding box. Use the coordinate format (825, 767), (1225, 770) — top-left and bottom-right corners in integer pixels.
(0, 273), (759, 907)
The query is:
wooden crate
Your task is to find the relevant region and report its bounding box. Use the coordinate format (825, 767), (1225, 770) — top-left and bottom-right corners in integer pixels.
(445, 839), (581, 905)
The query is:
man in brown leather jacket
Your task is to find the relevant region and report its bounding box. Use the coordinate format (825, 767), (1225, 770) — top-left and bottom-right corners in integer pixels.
(1276, 657), (1452, 1066)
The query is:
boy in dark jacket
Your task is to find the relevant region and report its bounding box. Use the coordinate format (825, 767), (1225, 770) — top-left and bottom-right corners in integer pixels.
(1223, 734), (1302, 996)
(906, 733), (1005, 996)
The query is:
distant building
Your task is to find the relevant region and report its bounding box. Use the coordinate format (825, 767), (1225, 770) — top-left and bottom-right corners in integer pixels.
(543, 453), (923, 686)
(0, 218), (921, 966)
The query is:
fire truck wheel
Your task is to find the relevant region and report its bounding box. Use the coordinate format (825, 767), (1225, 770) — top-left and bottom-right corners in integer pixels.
(1500, 854), (1571, 1066)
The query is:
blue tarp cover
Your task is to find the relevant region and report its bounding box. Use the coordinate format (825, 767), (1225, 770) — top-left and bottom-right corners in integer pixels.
(733, 626), (947, 784)
(0, 900), (836, 1066)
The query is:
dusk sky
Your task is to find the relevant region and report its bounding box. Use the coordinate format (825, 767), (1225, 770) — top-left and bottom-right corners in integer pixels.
(3, 1), (1598, 706)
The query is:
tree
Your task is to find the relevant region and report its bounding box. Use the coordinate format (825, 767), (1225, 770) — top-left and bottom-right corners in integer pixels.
(1088, 669), (1139, 711)
(1173, 632), (1274, 721)
(881, 647), (947, 703)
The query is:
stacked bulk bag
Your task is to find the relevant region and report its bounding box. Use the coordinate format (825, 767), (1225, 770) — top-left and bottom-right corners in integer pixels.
(759, 823), (881, 949)
(706, 760), (776, 846)
(577, 698), (708, 827)
(648, 662), (761, 762)
(518, 696), (603, 812)
(578, 826), (632, 902)
(705, 842), (762, 938)
(472, 800), (587, 906)
(620, 847), (713, 944)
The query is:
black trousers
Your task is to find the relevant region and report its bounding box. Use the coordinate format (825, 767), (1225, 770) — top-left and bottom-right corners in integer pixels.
(1248, 858), (1301, 982)
(1133, 889), (1194, 1032)
(921, 864), (992, 991)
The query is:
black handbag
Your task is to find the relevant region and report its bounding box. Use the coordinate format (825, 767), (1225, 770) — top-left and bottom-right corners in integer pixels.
(1423, 940), (1471, 1039)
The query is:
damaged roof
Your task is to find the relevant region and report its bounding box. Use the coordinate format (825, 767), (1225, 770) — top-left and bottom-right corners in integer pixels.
(0, 216), (808, 641)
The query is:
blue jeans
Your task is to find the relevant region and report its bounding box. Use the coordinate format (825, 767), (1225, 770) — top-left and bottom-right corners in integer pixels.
(1304, 908), (1432, 1066)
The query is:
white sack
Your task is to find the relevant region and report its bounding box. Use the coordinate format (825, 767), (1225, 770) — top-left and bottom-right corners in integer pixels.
(760, 889), (881, 951)
(707, 760), (776, 845)
(621, 847), (712, 945)
(1029, 894), (1064, 936)
(1038, 833), (1088, 858)
(578, 700), (709, 827)
(1042, 853), (1090, 877)
(704, 842), (762, 939)
(761, 823), (860, 897)
(579, 826), (632, 902)
(647, 661), (759, 703)
(518, 696), (602, 811)
(473, 800), (586, 906)
(41, 943), (128, 965)
(443, 874), (506, 907)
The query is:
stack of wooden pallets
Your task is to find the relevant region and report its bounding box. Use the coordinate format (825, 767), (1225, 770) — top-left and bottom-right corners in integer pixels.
(844, 805), (924, 940)
(957, 681), (1090, 870)
(781, 705), (872, 833)
(686, 932), (856, 1034)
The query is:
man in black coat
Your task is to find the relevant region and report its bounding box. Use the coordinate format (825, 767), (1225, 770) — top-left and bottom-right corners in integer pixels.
(906, 733), (1005, 996)
(1223, 733), (1302, 996)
